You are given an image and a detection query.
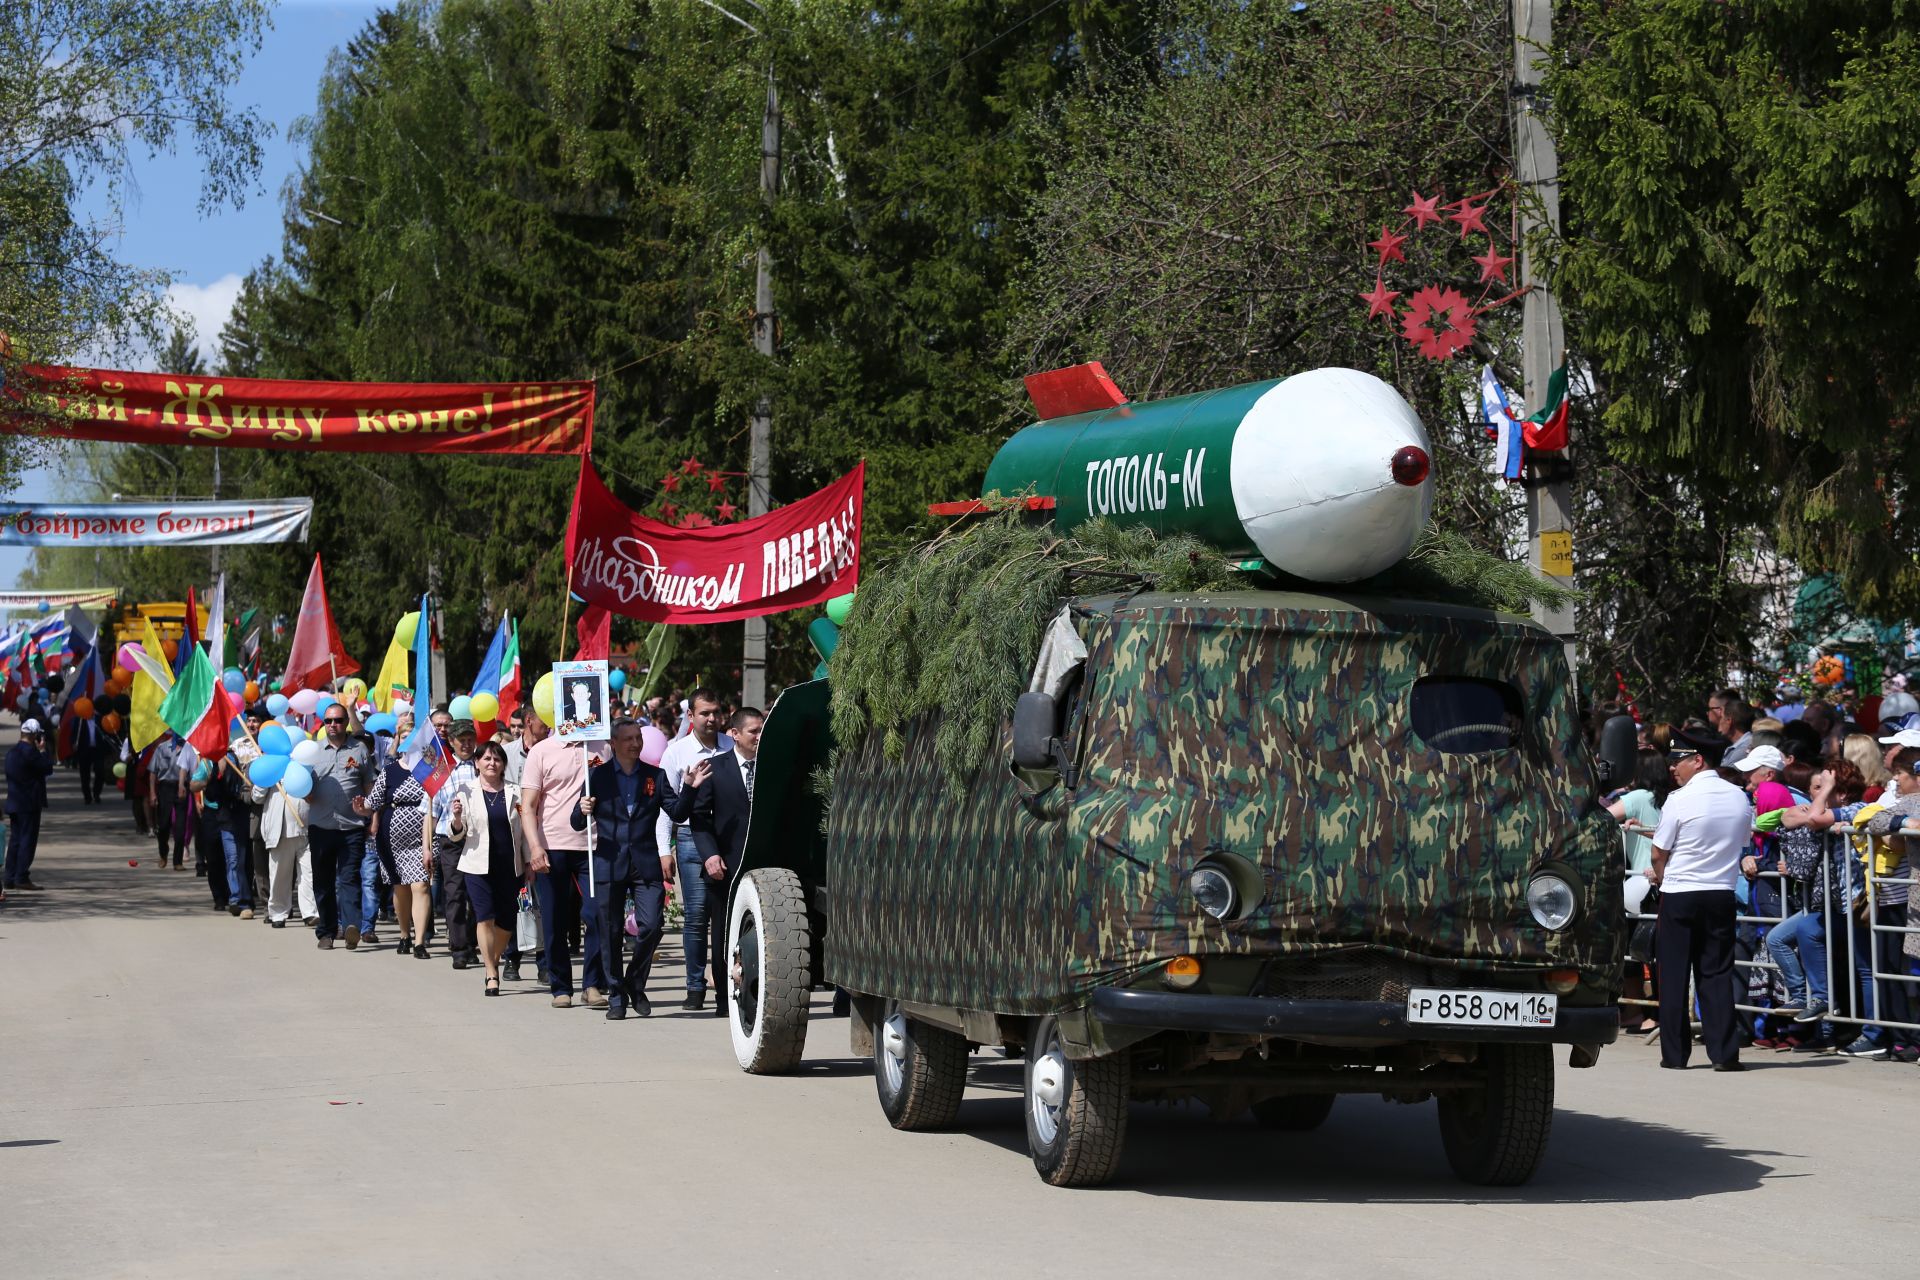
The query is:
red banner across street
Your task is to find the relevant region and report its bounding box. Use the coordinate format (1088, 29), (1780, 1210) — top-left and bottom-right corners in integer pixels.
(1, 364), (593, 455)
(565, 459), (863, 624)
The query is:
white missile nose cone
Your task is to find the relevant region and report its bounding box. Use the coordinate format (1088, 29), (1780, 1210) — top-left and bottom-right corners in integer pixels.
(1229, 368), (1435, 582)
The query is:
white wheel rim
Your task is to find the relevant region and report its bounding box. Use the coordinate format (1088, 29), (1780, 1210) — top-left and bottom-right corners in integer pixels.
(1030, 1048), (1068, 1145)
(881, 1013), (908, 1095)
(727, 877), (766, 1068)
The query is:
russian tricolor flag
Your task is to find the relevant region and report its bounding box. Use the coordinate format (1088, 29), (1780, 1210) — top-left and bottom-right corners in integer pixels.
(1480, 364), (1524, 483)
(403, 720), (456, 797)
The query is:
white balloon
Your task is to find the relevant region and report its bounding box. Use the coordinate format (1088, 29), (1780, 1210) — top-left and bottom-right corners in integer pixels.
(289, 740), (325, 767)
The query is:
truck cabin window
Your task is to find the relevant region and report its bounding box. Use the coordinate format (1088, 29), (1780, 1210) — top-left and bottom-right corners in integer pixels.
(1410, 677), (1524, 755)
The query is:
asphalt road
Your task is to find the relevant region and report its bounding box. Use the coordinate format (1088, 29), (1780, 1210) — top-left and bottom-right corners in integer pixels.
(3, 746), (1914, 1280)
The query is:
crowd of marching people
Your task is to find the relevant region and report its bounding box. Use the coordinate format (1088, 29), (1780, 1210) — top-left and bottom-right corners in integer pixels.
(4, 667), (764, 1023)
(1599, 681), (1920, 1066)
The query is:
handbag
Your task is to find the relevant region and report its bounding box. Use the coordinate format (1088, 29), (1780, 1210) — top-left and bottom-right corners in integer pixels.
(515, 884), (543, 953)
(1626, 887), (1660, 965)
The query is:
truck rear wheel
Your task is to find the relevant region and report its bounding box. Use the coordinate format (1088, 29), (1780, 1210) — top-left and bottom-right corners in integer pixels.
(1251, 1093), (1336, 1131)
(874, 1004), (968, 1130)
(728, 868), (813, 1074)
(1024, 1017), (1128, 1187)
(1436, 1043), (1554, 1185)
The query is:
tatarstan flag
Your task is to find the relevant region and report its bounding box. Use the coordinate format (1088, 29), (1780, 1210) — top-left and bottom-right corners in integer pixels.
(1520, 363), (1570, 453)
(158, 642), (233, 759)
(497, 618), (522, 726)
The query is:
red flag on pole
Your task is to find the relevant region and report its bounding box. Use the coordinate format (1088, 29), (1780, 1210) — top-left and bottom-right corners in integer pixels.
(574, 603), (610, 661)
(281, 554), (361, 692)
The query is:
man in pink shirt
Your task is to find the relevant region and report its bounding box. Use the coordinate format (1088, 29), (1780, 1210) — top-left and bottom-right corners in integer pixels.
(521, 729), (607, 1008)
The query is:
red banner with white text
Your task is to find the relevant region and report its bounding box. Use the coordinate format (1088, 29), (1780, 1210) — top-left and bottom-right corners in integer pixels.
(0, 364), (592, 455)
(565, 459), (863, 624)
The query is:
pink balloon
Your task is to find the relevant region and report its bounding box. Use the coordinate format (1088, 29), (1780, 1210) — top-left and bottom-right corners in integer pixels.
(116, 642), (144, 672)
(288, 688), (321, 715)
(639, 725), (668, 767)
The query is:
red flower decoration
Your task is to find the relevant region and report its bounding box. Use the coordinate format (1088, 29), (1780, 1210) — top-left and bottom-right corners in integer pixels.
(660, 502), (678, 521)
(660, 472), (680, 493)
(1448, 200), (1489, 240)
(1472, 246), (1513, 283)
(680, 456), (704, 474)
(1402, 190), (1444, 230)
(705, 472), (727, 493)
(1359, 276), (1400, 321)
(679, 511), (713, 529)
(1368, 223), (1408, 264)
(1399, 285), (1477, 361)
(714, 500), (738, 520)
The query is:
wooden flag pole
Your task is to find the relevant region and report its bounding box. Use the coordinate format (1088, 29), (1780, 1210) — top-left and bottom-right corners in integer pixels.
(559, 558), (576, 661)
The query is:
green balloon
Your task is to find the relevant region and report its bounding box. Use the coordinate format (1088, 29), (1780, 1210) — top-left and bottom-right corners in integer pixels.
(825, 591), (855, 626)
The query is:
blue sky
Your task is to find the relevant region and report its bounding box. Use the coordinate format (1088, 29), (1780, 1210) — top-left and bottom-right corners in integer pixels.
(0, 0), (381, 591)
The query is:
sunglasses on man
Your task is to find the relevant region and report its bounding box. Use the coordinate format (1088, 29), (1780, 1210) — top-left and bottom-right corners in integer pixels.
(323, 715), (349, 726)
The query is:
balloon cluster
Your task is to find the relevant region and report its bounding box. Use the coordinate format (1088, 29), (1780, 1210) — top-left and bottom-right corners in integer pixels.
(247, 721), (321, 798)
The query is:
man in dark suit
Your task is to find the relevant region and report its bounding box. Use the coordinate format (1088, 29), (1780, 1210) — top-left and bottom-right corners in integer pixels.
(5, 718), (57, 892)
(689, 706), (763, 1018)
(572, 719), (710, 1020)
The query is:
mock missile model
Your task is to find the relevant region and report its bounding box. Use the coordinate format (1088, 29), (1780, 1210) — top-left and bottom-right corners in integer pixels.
(978, 364), (1435, 583)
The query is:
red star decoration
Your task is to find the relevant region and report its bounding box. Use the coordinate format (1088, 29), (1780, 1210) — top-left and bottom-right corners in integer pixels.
(1359, 276), (1401, 321)
(680, 456), (703, 474)
(679, 511), (713, 529)
(1403, 190), (1444, 230)
(659, 472), (680, 492)
(1399, 285), (1477, 361)
(1368, 223), (1408, 264)
(660, 502), (678, 521)
(1448, 200), (1489, 240)
(1472, 245), (1513, 283)
(706, 472), (727, 493)
(715, 500), (738, 520)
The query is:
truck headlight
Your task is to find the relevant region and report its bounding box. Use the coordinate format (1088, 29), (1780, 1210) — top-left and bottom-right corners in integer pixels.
(1189, 865), (1237, 921)
(1527, 874), (1578, 931)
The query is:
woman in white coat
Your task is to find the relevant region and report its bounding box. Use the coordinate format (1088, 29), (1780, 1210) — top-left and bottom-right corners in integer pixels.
(251, 780), (314, 928)
(445, 740), (526, 995)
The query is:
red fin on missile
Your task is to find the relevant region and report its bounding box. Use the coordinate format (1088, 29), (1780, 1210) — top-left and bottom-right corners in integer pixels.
(927, 496), (1056, 517)
(1023, 362), (1127, 420)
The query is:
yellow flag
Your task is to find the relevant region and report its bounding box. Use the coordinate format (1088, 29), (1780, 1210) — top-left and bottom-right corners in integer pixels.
(130, 616), (174, 750)
(370, 638), (409, 712)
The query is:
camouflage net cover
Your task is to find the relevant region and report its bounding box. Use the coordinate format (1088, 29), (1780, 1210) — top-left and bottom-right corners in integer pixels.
(829, 507), (1244, 785)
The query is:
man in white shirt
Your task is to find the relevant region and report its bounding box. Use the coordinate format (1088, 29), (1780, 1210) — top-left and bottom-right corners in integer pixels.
(656, 687), (732, 1010)
(1648, 725), (1751, 1071)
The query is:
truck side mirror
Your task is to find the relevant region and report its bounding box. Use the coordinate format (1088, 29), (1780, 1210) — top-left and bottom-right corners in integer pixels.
(1596, 714), (1638, 790)
(1012, 691), (1059, 771)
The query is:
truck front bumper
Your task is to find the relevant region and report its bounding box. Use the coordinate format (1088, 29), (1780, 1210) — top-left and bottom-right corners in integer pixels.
(1089, 987), (1619, 1046)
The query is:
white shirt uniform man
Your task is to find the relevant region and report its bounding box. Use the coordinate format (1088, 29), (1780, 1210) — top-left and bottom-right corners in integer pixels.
(1648, 725), (1752, 1071)
(656, 688), (731, 1009)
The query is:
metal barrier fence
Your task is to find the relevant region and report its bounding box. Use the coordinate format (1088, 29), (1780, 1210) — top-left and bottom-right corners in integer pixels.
(1621, 825), (1920, 1045)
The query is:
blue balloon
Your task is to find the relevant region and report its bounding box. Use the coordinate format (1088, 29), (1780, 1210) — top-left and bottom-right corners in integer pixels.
(364, 711), (397, 734)
(221, 668), (245, 694)
(265, 693), (289, 716)
(37, 600), (49, 614)
(280, 760), (314, 799)
(248, 754), (289, 787)
(257, 723), (293, 756)
(609, 669), (627, 691)
(315, 693), (337, 712)
(448, 694), (472, 721)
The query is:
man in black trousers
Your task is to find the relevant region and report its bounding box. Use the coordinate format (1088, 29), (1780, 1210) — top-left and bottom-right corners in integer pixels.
(4, 718), (56, 893)
(573, 719), (709, 1020)
(690, 706), (763, 1017)
(1648, 725), (1752, 1071)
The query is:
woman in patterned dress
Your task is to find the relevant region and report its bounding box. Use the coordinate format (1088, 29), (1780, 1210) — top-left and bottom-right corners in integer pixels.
(361, 710), (433, 958)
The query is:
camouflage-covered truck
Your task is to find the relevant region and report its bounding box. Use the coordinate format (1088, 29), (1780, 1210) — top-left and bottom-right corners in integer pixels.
(721, 368), (1631, 1188)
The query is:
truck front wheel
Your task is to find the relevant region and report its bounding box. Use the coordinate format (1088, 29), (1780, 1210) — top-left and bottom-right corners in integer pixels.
(1024, 1017), (1128, 1187)
(874, 1003), (968, 1130)
(1436, 1042), (1554, 1185)
(728, 868), (813, 1074)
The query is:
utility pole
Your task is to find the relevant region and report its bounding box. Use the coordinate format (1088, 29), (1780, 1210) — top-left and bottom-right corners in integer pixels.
(1511, 0), (1575, 672)
(742, 66), (779, 710)
(210, 447), (223, 585)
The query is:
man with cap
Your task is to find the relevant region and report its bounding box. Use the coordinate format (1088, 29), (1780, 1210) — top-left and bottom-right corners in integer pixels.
(1648, 725), (1752, 1070)
(429, 712), (483, 970)
(4, 718), (56, 892)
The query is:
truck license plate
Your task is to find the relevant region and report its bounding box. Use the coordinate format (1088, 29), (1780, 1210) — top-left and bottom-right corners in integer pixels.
(1406, 988), (1556, 1028)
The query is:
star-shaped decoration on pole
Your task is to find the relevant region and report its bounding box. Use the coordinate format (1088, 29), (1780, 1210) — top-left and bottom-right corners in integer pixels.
(1360, 276), (1401, 321)
(1448, 200), (1489, 240)
(706, 472), (727, 493)
(679, 511), (713, 529)
(715, 499), (738, 521)
(1399, 285), (1477, 361)
(680, 455), (704, 475)
(1403, 190), (1444, 230)
(1368, 223), (1408, 265)
(1472, 245), (1513, 283)
(660, 502), (678, 522)
(659, 472), (680, 493)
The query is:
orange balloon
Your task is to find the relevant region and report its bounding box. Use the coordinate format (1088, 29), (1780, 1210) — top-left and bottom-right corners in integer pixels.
(101, 711), (122, 734)
(111, 665), (132, 685)
(243, 681), (260, 702)
(72, 696), (95, 719)
(162, 640), (178, 661)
